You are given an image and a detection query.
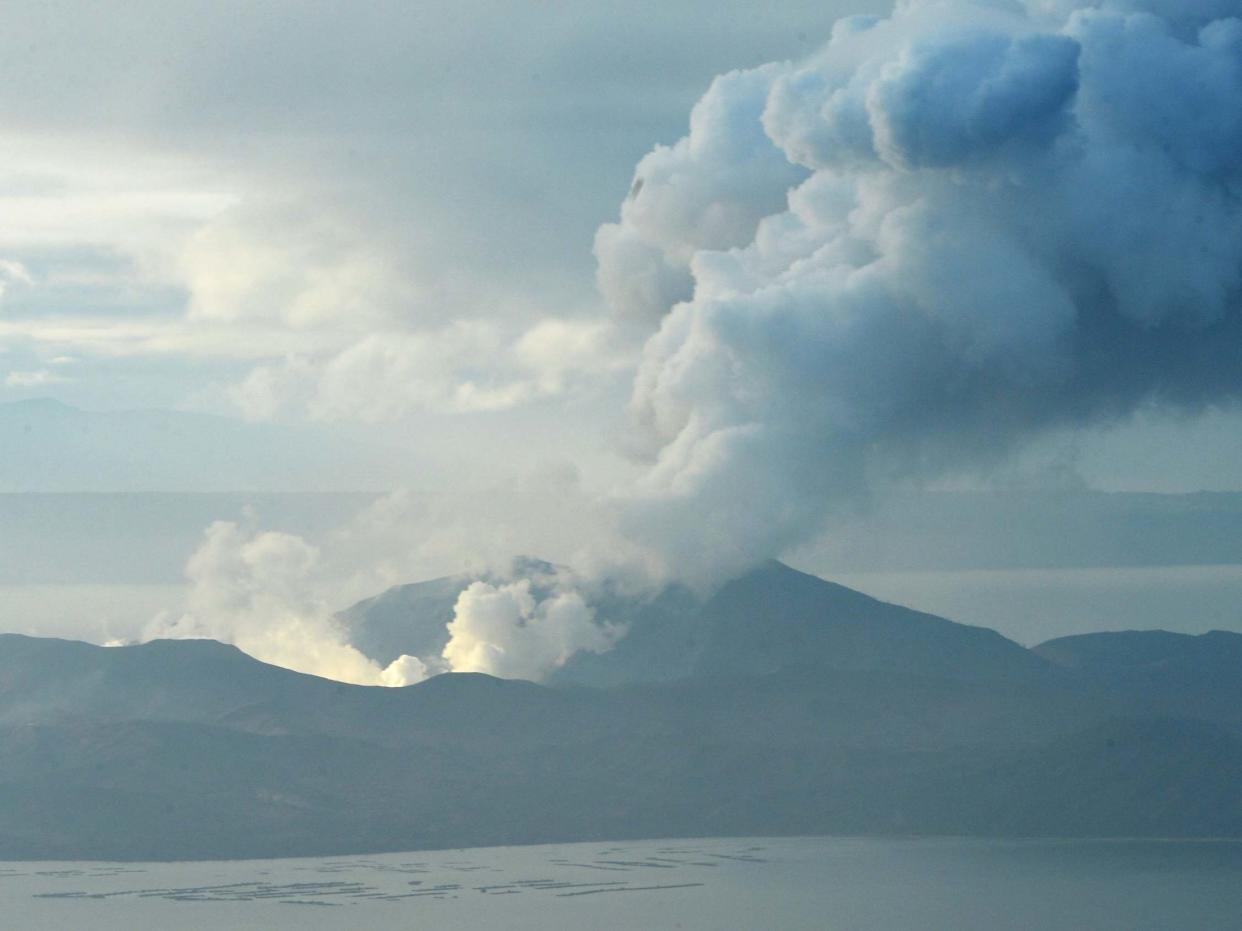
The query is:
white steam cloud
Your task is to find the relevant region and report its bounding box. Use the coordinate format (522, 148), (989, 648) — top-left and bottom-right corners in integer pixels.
(148, 520), (428, 686)
(149, 0), (1242, 683)
(153, 488), (625, 685)
(599, 0), (1242, 584)
(444, 569), (625, 681)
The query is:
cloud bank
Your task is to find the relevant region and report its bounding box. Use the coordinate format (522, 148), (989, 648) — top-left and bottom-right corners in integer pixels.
(599, 0), (1242, 584)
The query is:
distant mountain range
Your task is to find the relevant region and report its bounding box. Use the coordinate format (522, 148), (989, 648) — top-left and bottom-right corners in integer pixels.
(2, 561), (1240, 859)
(5, 399), (1242, 583)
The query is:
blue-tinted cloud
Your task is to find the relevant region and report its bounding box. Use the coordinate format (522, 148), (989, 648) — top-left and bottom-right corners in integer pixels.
(599, 0), (1242, 582)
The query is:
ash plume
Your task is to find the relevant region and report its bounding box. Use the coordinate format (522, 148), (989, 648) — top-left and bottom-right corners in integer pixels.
(156, 0), (1242, 683)
(598, 0), (1242, 584)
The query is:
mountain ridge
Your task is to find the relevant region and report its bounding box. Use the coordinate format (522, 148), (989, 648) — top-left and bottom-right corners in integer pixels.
(1, 564), (1239, 859)
(342, 559), (1056, 687)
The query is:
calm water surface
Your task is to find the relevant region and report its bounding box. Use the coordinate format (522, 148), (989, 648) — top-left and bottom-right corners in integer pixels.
(4, 836), (1241, 930)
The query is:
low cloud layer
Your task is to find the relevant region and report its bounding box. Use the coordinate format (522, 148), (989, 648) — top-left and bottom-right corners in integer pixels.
(599, 0), (1242, 584)
(229, 317), (623, 422)
(1, 0), (880, 416)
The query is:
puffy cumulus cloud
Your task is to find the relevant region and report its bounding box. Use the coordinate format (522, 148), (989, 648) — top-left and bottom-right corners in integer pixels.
(227, 318), (626, 422)
(1027, 1), (1242, 32)
(592, 224), (694, 330)
(0, 0), (904, 417)
(443, 567), (625, 681)
(594, 65), (809, 322)
(598, 0), (1242, 584)
(0, 259), (32, 300)
(181, 202), (416, 331)
(0, 138), (629, 421)
(148, 520), (428, 686)
(5, 368), (67, 388)
(0, 144), (395, 395)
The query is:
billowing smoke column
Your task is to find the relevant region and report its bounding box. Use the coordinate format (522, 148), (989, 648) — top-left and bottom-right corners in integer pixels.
(159, 517), (624, 686)
(151, 521), (429, 687)
(444, 566), (625, 681)
(598, 0), (1242, 584)
(158, 0), (1242, 684)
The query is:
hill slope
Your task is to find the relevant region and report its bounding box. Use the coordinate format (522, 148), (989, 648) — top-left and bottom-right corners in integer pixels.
(1, 622), (1239, 858)
(342, 560), (1053, 687)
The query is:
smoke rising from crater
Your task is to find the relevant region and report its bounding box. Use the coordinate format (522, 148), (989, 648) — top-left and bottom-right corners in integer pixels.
(444, 568), (625, 681)
(157, 0), (1242, 683)
(598, 0), (1242, 584)
(149, 520), (428, 686)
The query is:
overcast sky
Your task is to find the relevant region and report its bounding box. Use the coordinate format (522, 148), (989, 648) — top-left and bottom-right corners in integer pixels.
(0, 0), (881, 412)
(0, 0), (1238, 498)
(4, 0), (1242, 679)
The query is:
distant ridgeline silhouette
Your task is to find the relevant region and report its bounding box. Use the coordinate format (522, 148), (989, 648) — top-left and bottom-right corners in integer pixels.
(2, 561), (1241, 860)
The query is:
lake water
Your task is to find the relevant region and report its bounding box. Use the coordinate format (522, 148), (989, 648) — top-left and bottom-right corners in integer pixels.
(4, 836), (1241, 930)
